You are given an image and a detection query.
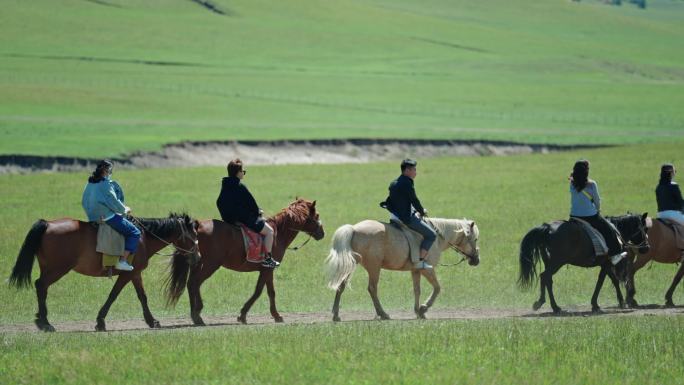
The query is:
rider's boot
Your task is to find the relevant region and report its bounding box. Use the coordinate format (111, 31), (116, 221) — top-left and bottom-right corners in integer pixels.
(261, 253), (280, 269)
(610, 251), (628, 265)
(414, 249), (433, 270)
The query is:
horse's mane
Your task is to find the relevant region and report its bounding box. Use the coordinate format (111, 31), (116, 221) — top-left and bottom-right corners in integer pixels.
(133, 212), (192, 238)
(427, 218), (474, 238)
(269, 199), (312, 226)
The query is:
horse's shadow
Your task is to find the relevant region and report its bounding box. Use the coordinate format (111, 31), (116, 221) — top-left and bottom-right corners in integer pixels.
(522, 307), (636, 318)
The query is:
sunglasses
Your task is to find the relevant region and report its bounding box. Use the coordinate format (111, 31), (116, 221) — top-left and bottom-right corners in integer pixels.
(241, 169), (247, 175)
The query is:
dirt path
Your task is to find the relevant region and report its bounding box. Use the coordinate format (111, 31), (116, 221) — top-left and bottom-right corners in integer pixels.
(2, 305), (682, 333)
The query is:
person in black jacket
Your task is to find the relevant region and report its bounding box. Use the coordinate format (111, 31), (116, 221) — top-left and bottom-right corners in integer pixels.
(382, 159), (436, 270)
(217, 159), (279, 268)
(656, 163), (684, 226)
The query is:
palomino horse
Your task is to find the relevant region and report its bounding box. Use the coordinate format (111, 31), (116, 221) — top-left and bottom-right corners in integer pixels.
(325, 218), (480, 322)
(625, 217), (684, 307)
(9, 213), (200, 332)
(165, 199), (324, 325)
(518, 213), (649, 314)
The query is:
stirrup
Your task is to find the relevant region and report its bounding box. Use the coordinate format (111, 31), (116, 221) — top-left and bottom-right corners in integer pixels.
(414, 260), (433, 270)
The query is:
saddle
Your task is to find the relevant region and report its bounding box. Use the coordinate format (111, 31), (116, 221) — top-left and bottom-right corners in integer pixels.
(238, 223), (267, 263)
(657, 218), (684, 249)
(93, 222), (131, 269)
(566, 217), (613, 257)
(387, 217), (424, 263)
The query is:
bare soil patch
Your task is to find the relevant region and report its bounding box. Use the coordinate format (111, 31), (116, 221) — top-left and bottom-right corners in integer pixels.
(0, 139), (606, 174)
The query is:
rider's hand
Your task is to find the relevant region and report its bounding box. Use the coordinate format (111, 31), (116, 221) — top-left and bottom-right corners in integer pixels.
(124, 206), (131, 215)
(422, 209), (428, 217)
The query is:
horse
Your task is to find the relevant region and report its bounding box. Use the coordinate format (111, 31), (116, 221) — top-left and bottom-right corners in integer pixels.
(625, 217), (684, 307)
(9, 213), (200, 332)
(325, 217), (480, 322)
(165, 198), (324, 325)
(518, 213), (649, 314)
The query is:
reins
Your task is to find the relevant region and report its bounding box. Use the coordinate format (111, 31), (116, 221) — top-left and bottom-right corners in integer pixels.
(425, 218), (474, 267)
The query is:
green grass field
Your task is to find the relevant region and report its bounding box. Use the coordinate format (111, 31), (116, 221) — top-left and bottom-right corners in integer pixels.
(1, 143), (684, 384)
(1, 0), (684, 157)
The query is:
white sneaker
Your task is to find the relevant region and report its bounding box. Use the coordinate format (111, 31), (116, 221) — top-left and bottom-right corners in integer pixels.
(414, 260), (433, 270)
(115, 260), (134, 271)
(610, 252), (627, 265)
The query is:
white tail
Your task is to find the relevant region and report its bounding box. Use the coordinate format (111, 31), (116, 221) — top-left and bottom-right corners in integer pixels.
(325, 224), (359, 290)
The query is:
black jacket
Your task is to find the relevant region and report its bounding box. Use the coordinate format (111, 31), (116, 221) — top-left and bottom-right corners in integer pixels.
(656, 182), (684, 212)
(382, 174), (425, 224)
(216, 177), (261, 226)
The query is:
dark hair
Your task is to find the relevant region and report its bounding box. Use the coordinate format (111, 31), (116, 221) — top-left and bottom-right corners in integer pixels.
(401, 158), (417, 172)
(571, 159), (590, 191)
(227, 158), (243, 177)
(660, 163), (675, 185)
(88, 160), (113, 183)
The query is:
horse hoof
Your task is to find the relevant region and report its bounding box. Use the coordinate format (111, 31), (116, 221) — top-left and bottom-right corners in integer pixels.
(35, 319), (55, 332)
(237, 315), (247, 324)
(273, 316), (284, 323)
(95, 324), (106, 332)
(332, 315), (341, 322)
(150, 320), (161, 329)
(627, 300), (639, 308)
(665, 300), (675, 308)
(532, 301), (544, 311)
(378, 314), (391, 320)
(591, 307), (602, 314)
(552, 308), (563, 315)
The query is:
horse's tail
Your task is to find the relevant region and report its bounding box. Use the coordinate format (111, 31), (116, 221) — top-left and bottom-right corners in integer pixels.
(164, 250), (190, 307)
(9, 219), (48, 289)
(325, 224), (360, 290)
(518, 224), (551, 290)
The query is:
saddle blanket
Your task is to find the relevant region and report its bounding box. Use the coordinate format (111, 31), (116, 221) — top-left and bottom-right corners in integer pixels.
(569, 218), (609, 257)
(658, 218), (684, 249)
(95, 223), (133, 268)
(388, 218), (423, 263)
(240, 224), (267, 263)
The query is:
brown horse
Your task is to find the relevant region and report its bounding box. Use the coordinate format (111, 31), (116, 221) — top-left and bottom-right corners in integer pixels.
(9, 213), (200, 332)
(626, 217), (684, 307)
(165, 199), (324, 325)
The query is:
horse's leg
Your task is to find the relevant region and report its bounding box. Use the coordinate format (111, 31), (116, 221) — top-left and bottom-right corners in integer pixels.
(95, 274), (132, 331)
(543, 264), (563, 314)
(131, 274), (160, 329)
(332, 280), (347, 322)
(187, 261), (220, 326)
(264, 271), (283, 323)
(665, 262), (684, 307)
(605, 266), (625, 310)
(238, 270), (268, 324)
(590, 267), (608, 313)
(412, 270), (423, 319)
(34, 267), (71, 332)
(367, 267), (390, 320)
(626, 255), (649, 307)
(417, 269), (441, 318)
(533, 259), (550, 311)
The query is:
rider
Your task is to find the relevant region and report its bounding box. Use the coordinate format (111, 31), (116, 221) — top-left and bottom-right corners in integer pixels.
(656, 163), (684, 225)
(569, 159), (626, 265)
(81, 160), (139, 271)
(382, 158), (436, 270)
(216, 158), (279, 269)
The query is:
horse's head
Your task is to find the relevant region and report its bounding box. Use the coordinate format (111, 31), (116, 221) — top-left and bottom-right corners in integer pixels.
(170, 212), (201, 265)
(611, 212), (650, 255)
(283, 199), (325, 240)
(449, 220), (480, 266)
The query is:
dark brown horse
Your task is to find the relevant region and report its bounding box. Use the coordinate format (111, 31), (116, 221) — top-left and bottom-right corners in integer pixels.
(165, 199), (324, 325)
(626, 217), (684, 307)
(518, 213), (649, 313)
(9, 213), (200, 332)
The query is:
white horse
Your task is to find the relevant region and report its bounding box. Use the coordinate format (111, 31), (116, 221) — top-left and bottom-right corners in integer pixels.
(325, 218), (480, 321)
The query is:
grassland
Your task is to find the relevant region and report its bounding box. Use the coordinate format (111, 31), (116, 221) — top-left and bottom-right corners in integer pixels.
(1, 143), (683, 383)
(1, 0), (684, 158)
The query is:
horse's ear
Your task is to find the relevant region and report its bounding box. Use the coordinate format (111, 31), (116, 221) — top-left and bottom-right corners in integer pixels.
(194, 220), (200, 231)
(469, 221), (475, 230)
(312, 200), (316, 207)
(641, 212), (648, 222)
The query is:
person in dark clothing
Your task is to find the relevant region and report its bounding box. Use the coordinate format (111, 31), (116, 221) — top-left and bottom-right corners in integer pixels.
(216, 159), (278, 268)
(568, 159), (626, 265)
(382, 159), (436, 270)
(656, 163), (684, 225)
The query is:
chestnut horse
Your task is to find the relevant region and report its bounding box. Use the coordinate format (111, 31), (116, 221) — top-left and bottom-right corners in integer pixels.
(626, 217), (684, 307)
(9, 213), (200, 332)
(325, 217), (480, 322)
(165, 199), (324, 325)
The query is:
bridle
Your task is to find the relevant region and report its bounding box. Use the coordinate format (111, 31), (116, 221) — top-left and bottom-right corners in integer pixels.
(287, 219), (323, 251)
(426, 219), (479, 265)
(622, 219), (649, 250)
